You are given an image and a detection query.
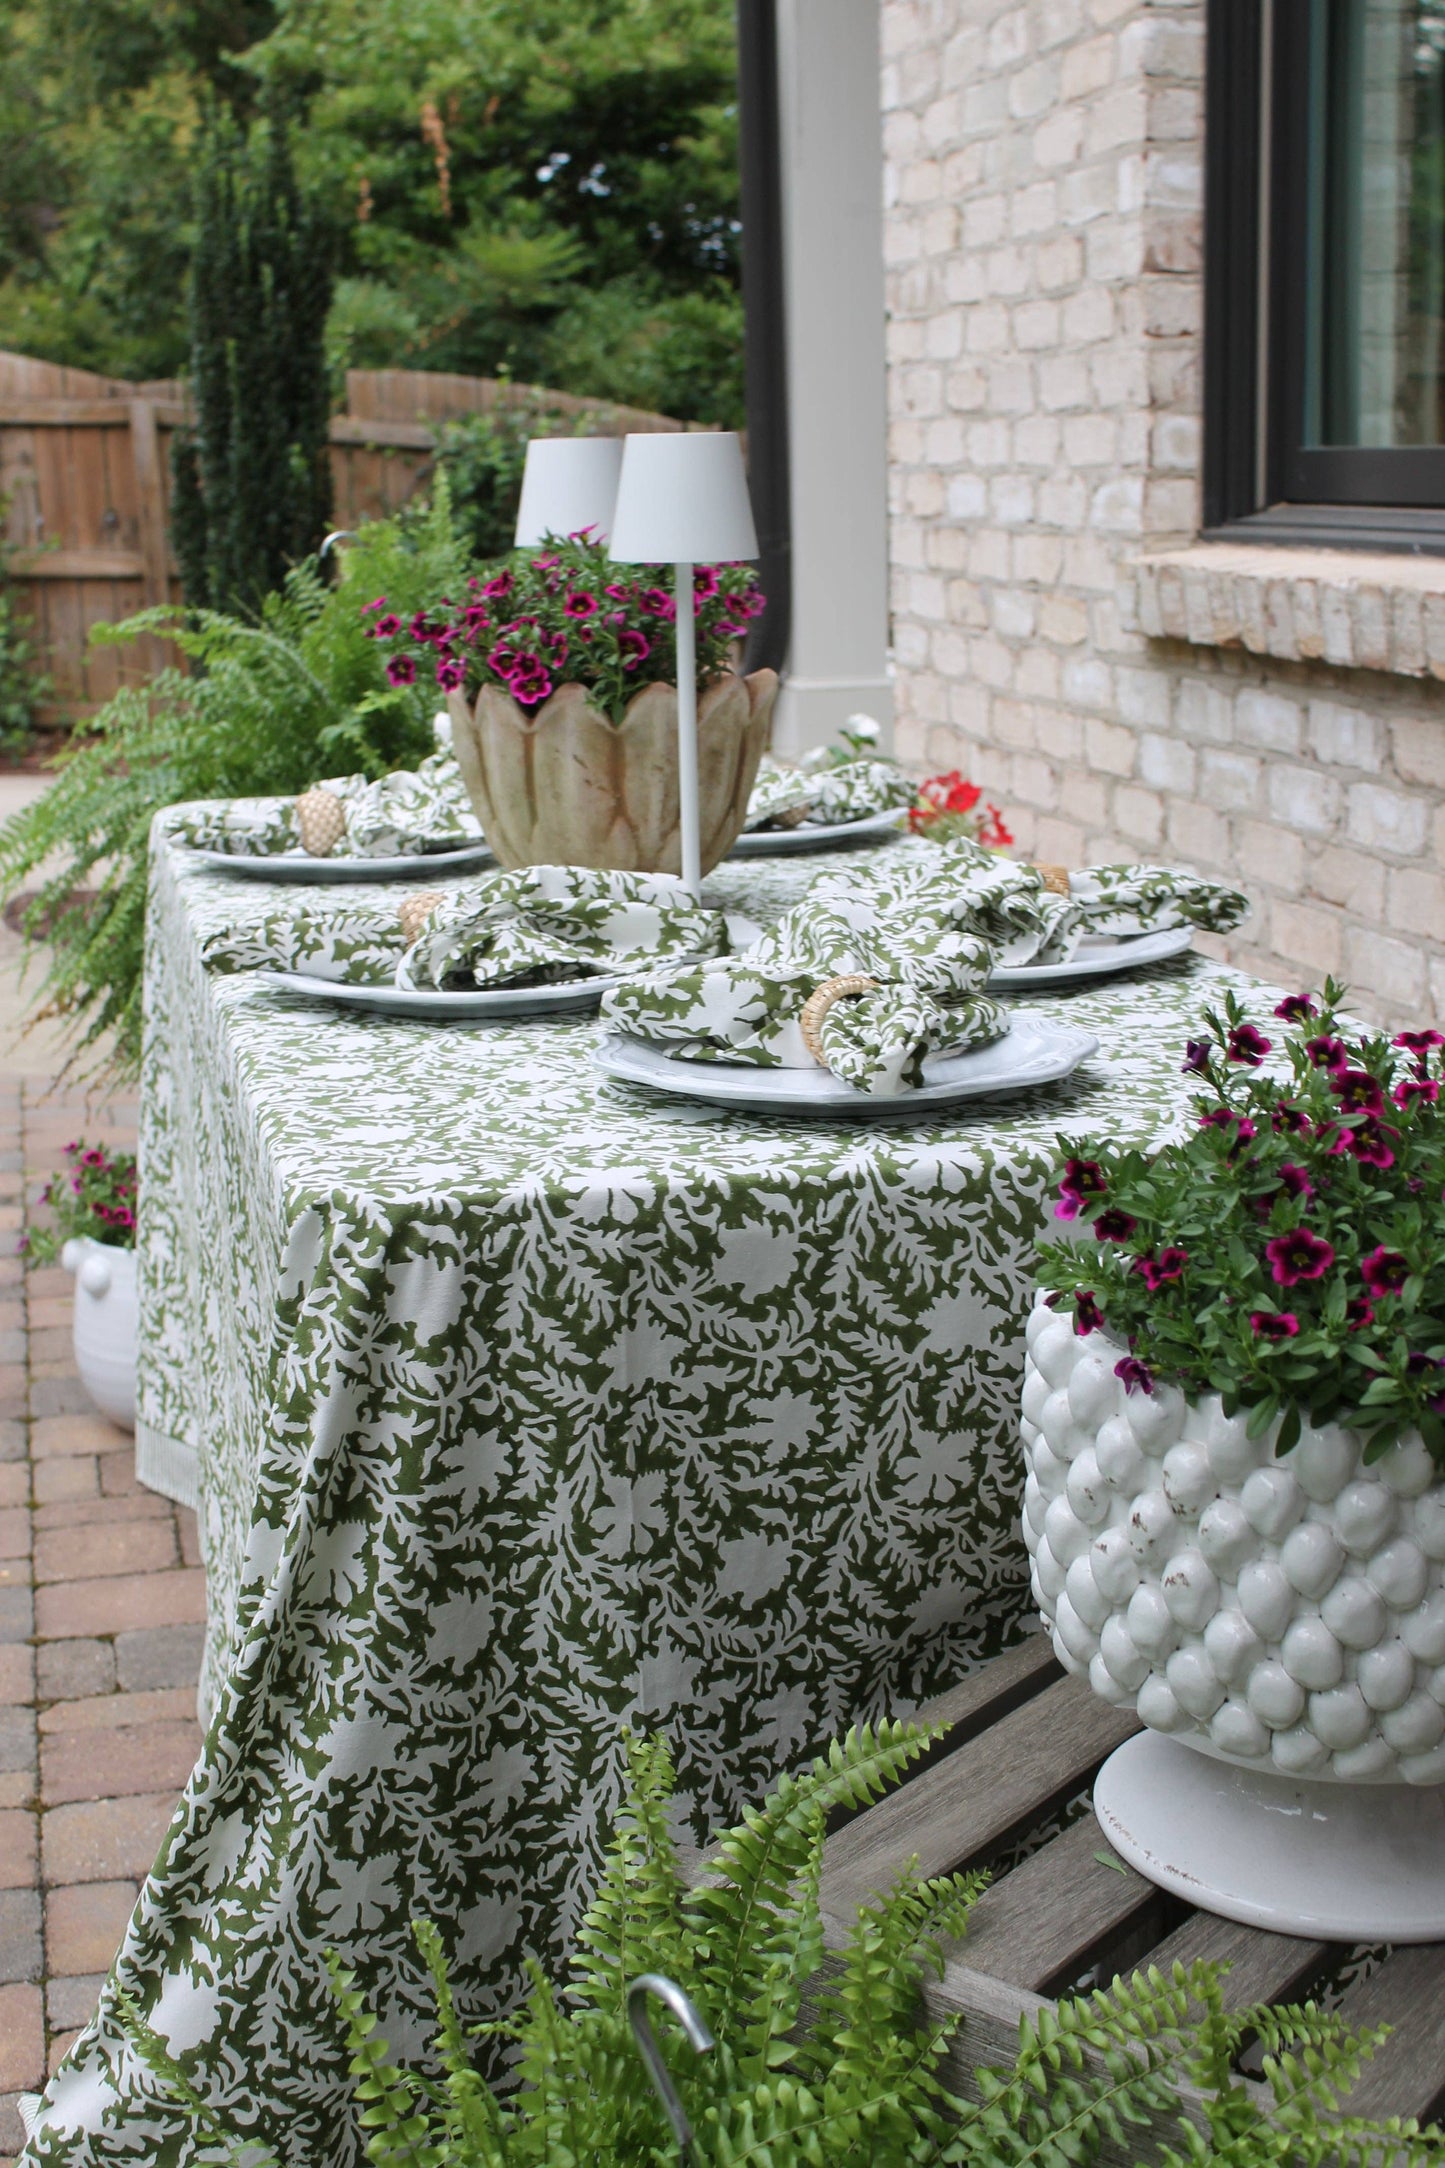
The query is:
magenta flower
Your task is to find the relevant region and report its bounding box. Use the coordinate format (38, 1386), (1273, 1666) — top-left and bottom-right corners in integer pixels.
(1272, 1102), (1311, 1135)
(564, 591), (598, 620)
(508, 666), (554, 708)
(1094, 1207), (1138, 1242)
(693, 565), (721, 601)
(435, 658), (465, 691)
(1346, 1118), (1396, 1170)
(1361, 1246), (1409, 1296)
(1227, 1023), (1271, 1065)
(640, 587), (676, 619)
(604, 583), (632, 602)
(1306, 1034), (1348, 1071)
(1054, 1156), (1107, 1221)
(373, 613), (402, 639)
(409, 611), (441, 642)
(1274, 994), (1318, 1022)
(361, 595), (387, 614)
(1074, 1291), (1106, 1337)
(1277, 1163), (1312, 1200)
(1394, 1076), (1440, 1108)
(1115, 1355), (1155, 1395)
(482, 572), (513, 602)
(1181, 1038), (1213, 1074)
(1346, 1296), (1375, 1332)
(385, 655), (416, 687)
(618, 628), (651, 671)
(1198, 1108), (1234, 1131)
(1264, 1227), (1335, 1285)
(1394, 1030), (1444, 1053)
(1134, 1247), (1188, 1290)
(1331, 1068), (1385, 1115)
(1250, 1311), (1300, 1340)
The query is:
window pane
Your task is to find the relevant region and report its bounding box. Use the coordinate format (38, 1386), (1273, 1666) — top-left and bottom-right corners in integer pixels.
(1304, 0), (1445, 447)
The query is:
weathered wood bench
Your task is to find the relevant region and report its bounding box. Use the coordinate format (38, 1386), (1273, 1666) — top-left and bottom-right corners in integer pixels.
(818, 1632), (1445, 2127)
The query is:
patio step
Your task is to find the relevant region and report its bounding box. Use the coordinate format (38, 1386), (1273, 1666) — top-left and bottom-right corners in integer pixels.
(816, 1632), (1445, 2139)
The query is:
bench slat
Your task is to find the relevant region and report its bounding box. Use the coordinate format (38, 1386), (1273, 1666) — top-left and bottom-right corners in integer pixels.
(957, 1811), (1161, 1993)
(1328, 1945), (1445, 2124)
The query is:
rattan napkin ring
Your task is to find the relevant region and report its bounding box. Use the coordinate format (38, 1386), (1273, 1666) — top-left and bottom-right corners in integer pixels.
(799, 974), (880, 1065)
(295, 787), (348, 858)
(1031, 862), (1072, 896)
(397, 890), (445, 945)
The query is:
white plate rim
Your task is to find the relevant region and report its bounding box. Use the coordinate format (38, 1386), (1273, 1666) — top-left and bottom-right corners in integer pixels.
(262, 970), (614, 1018)
(187, 839), (494, 882)
(729, 808), (906, 856)
(987, 925), (1193, 989)
(593, 1012), (1099, 1115)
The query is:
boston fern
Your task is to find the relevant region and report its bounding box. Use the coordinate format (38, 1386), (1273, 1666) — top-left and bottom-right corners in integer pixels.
(0, 491), (472, 1074)
(121, 1724), (1441, 2167)
(1037, 983), (1445, 1465)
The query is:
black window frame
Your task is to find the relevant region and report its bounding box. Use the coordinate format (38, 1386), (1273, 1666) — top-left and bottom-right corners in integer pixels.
(1204, 0), (1445, 555)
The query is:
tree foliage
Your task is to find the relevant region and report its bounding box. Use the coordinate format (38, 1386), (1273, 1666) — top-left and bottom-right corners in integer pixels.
(0, 0), (742, 423)
(170, 110), (334, 613)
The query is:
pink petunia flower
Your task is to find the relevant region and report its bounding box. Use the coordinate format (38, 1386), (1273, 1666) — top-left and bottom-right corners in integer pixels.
(1264, 1227), (1334, 1285)
(1250, 1311), (1300, 1340)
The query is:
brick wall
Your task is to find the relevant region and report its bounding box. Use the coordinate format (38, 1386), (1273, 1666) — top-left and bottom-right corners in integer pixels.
(881, 0), (1445, 1025)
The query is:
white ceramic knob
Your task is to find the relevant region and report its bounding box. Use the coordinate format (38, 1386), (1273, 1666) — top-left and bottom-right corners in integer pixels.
(1033, 1543), (1067, 1604)
(1357, 1638), (1417, 1713)
(1271, 1724), (1331, 1776)
(1204, 1404), (1263, 1485)
(1320, 1576), (1388, 1651)
(1411, 1494), (1445, 1562)
(1053, 1593), (1100, 1667)
(1089, 1526), (1142, 1605)
(1161, 1549), (1220, 1631)
(1093, 1416), (1146, 1496)
(1039, 1389), (1077, 1458)
(1023, 1474), (1049, 1537)
(1033, 1319), (1079, 1388)
(1089, 1653), (1131, 1705)
(1161, 1443), (1216, 1519)
(1099, 1614), (1151, 1692)
(1135, 1671), (1187, 1732)
(1378, 1434), (1436, 1499)
(1065, 1554), (1112, 1632)
(1279, 1522), (1344, 1601)
(1237, 1560), (1294, 1642)
(1333, 1480), (1398, 1557)
(1210, 1698), (1270, 1759)
(1379, 1692), (1445, 1754)
(1165, 1646), (1225, 1721)
(1020, 1366), (1053, 1430)
(1125, 1582), (1178, 1661)
(1067, 1351), (1118, 1429)
(1281, 1618), (1345, 1691)
(1202, 1608), (1263, 1685)
(1247, 1662), (1306, 1729)
(79, 1253), (112, 1297)
(1125, 1491), (1175, 1563)
(1308, 1684), (1373, 1751)
(1333, 1735), (1396, 1782)
(1197, 1499), (1255, 1578)
(1292, 1423), (1357, 1503)
(1029, 1439), (1068, 1500)
(1126, 1385), (1184, 1455)
(1399, 1742), (1445, 1785)
(1367, 1537), (1429, 1613)
(1240, 1465), (1305, 1542)
(1065, 1450), (1112, 1527)
(61, 1238), (83, 1276)
(1042, 1496), (1093, 1567)
(1401, 1591), (1445, 1665)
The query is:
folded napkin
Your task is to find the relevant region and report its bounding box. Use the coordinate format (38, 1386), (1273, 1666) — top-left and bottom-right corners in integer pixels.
(901, 839), (1249, 966)
(602, 843), (1010, 1096)
(173, 752), (482, 860)
(201, 866), (729, 992)
(744, 751), (916, 832)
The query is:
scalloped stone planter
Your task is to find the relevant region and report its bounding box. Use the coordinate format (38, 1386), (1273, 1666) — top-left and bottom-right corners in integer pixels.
(446, 670), (777, 877)
(1020, 1289), (1445, 1940)
(61, 1236), (137, 1432)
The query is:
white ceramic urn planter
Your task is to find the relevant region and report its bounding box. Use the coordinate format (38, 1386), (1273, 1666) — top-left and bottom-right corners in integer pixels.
(1020, 1290), (1445, 1942)
(61, 1238), (137, 1433)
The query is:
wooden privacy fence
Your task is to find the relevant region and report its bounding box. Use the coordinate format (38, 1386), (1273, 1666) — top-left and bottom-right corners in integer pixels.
(0, 353), (682, 722)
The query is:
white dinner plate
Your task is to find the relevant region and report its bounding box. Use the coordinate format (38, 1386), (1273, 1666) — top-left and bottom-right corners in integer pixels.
(594, 1011), (1098, 1117)
(260, 914), (764, 1023)
(189, 840), (494, 884)
(263, 971), (617, 1019)
(729, 809), (906, 857)
(987, 925), (1193, 989)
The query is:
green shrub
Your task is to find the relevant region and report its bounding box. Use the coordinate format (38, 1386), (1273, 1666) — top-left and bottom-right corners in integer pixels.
(0, 500), (51, 755)
(433, 397), (625, 564)
(0, 491), (473, 1074)
(121, 1724), (1443, 2167)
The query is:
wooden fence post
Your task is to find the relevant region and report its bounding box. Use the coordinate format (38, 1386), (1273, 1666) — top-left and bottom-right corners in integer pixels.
(128, 399), (170, 609)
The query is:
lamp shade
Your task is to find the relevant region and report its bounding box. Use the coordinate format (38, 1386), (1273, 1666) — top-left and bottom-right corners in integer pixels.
(607, 432), (759, 565)
(513, 436), (623, 547)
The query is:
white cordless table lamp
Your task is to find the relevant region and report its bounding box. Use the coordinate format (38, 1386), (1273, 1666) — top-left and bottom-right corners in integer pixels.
(607, 432), (759, 897)
(514, 435), (623, 547)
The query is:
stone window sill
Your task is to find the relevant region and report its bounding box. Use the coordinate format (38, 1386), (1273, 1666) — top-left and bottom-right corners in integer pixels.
(1125, 542), (1445, 681)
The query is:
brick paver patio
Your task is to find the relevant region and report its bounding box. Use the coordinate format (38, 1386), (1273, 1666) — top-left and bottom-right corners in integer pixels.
(0, 1078), (203, 2160)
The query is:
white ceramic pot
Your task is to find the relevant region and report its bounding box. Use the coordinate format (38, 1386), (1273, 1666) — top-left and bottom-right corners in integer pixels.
(1020, 1289), (1445, 1939)
(61, 1237), (137, 1432)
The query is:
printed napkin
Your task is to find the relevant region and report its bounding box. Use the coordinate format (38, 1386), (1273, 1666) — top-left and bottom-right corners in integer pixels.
(744, 751), (917, 832)
(200, 866), (730, 991)
(172, 751), (483, 860)
(602, 843), (1011, 1096)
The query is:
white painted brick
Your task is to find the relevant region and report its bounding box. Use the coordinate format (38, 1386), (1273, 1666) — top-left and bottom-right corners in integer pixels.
(1346, 782), (1429, 857)
(1234, 688), (1302, 756)
(1306, 700), (1384, 772)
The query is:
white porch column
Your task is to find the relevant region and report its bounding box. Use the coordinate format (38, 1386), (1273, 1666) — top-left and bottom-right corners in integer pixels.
(772, 0), (893, 758)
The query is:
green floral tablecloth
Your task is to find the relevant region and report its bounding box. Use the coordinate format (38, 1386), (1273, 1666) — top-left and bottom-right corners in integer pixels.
(28, 818), (1265, 2167)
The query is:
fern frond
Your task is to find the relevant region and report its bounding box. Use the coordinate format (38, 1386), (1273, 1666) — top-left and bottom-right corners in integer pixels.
(325, 1953), (444, 2168)
(114, 1989), (278, 2166)
(570, 1731), (688, 2013)
(411, 1919), (508, 2165)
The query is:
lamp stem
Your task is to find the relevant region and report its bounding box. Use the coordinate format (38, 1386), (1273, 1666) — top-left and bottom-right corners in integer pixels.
(674, 560), (701, 897)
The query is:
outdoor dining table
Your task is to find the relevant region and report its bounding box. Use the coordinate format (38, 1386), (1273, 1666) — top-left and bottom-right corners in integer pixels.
(30, 815), (1270, 2166)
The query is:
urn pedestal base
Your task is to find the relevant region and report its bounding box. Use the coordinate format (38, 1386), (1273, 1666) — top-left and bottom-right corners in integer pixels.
(1094, 1731), (1445, 1943)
